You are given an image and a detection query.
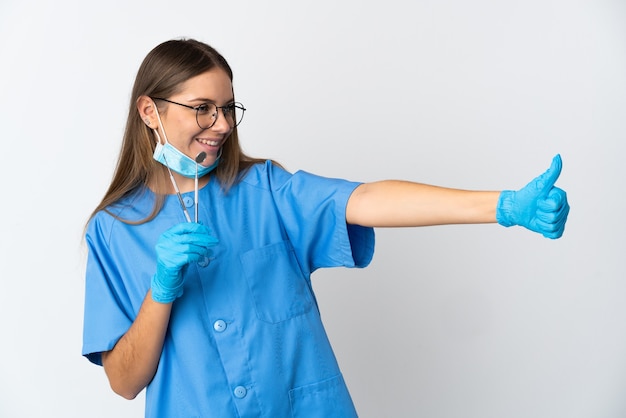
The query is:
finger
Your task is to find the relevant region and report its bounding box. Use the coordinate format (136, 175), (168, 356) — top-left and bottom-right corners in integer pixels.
(532, 217), (565, 239)
(536, 194), (569, 222)
(537, 187), (567, 212)
(204, 234), (220, 246)
(166, 229), (218, 245)
(532, 154), (563, 197)
(182, 246), (211, 262)
(187, 233), (219, 248)
(534, 203), (569, 238)
(167, 222), (210, 236)
(552, 202), (570, 230)
(166, 242), (210, 263)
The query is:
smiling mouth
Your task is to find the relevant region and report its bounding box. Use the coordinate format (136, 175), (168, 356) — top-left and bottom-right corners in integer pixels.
(196, 138), (220, 146)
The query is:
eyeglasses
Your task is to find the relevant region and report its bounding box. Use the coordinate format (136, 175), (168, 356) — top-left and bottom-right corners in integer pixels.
(152, 97), (246, 129)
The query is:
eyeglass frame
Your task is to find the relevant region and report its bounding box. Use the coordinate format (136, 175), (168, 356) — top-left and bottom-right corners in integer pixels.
(151, 97), (246, 129)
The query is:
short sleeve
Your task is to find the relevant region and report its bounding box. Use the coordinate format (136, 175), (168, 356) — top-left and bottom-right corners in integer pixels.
(81, 214), (135, 366)
(246, 161), (375, 274)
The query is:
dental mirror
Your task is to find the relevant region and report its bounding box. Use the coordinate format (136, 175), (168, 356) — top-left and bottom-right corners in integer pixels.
(194, 152), (207, 223)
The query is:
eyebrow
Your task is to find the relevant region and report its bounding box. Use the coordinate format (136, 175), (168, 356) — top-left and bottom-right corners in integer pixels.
(189, 97), (236, 105)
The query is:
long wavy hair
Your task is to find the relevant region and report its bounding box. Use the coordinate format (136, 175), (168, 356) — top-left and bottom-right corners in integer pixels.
(87, 39), (268, 226)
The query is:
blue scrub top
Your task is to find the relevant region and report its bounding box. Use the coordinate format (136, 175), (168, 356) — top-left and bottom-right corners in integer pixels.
(82, 161), (375, 418)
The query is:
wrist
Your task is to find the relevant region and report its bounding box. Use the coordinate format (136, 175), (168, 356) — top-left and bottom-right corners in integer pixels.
(496, 190), (516, 227)
(151, 268), (184, 304)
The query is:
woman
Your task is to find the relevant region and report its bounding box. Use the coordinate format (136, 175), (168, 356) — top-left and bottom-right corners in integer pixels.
(82, 38), (569, 418)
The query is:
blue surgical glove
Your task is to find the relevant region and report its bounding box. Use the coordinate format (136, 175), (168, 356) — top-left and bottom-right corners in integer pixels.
(151, 222), (219, 303)
(496, 154), (570, 239)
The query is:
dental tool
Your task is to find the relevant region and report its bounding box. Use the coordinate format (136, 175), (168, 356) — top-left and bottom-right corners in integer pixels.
(195, 152), (207, 223)
(163, 154), (192, 223)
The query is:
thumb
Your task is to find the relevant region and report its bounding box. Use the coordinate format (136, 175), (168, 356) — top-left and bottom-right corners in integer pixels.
(531, 154), (562, 197)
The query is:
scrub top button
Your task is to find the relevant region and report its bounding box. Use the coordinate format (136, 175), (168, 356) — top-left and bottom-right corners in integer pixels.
(213, 320), (227, 333)
(198, 256), (210, 267)
(183, 196), (194, 207)
(233, 386), (247, 399)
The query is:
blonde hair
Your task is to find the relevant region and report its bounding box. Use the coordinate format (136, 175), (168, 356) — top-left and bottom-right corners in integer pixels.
(88, 39), (268, 226)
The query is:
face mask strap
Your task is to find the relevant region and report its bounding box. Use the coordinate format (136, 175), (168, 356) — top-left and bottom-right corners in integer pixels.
(152, 128), (163, 147)
(152, 101), (169, 146)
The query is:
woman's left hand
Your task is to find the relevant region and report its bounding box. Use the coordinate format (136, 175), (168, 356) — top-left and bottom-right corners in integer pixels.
(496, 154), (570, 239)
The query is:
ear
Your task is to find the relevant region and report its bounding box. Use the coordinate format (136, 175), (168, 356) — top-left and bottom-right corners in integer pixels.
(137, 95), (157, 127)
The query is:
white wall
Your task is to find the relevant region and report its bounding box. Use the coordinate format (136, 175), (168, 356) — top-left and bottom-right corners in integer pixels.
(1, 0), (624, 417)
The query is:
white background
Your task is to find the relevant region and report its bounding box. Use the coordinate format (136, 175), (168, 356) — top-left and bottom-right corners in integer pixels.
(1, 0), (625, 417)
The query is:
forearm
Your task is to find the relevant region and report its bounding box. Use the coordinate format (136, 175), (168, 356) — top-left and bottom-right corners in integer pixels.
(346, 180), (500, 227)
(101, 290), (172, 399)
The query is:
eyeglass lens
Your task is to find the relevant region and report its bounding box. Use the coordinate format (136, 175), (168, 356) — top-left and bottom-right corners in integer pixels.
(197, 103), (244, 129)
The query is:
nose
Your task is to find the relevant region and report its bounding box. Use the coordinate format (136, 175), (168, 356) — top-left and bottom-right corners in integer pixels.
(210, 108), (233, 133)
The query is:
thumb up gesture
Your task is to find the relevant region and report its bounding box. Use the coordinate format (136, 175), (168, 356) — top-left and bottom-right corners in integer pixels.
(496, 155), (570, 239)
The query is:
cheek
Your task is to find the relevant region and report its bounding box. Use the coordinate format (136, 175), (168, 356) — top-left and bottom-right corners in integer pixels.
(177, 118), (204, 139)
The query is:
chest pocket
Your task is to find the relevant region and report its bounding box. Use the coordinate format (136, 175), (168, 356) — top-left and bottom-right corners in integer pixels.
(240, 241), (314, 324)
(289, 374), (358, 418)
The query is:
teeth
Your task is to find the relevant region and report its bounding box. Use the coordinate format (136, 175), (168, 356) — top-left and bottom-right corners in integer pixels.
(197, 138), (219, 146)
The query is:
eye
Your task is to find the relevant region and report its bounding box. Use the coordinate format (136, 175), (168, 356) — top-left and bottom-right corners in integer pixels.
(195, 104), (214, 115)
(222, 104), (236, 116)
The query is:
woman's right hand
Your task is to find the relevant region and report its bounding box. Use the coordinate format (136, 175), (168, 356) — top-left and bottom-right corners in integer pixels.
(151, 222), (219, 303)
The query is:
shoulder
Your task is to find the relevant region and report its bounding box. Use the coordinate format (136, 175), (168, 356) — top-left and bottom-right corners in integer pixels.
(239, 160), (293, 190)
(236, 160), (362, 207)
(85, 209), (117, 249)
(86, 188), (153, 244)
(241, 160), (353, 186)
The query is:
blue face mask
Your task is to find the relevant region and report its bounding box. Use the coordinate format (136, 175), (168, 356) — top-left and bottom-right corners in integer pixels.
(153, 140), (219, 179)
(151, 105), (220, 179)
